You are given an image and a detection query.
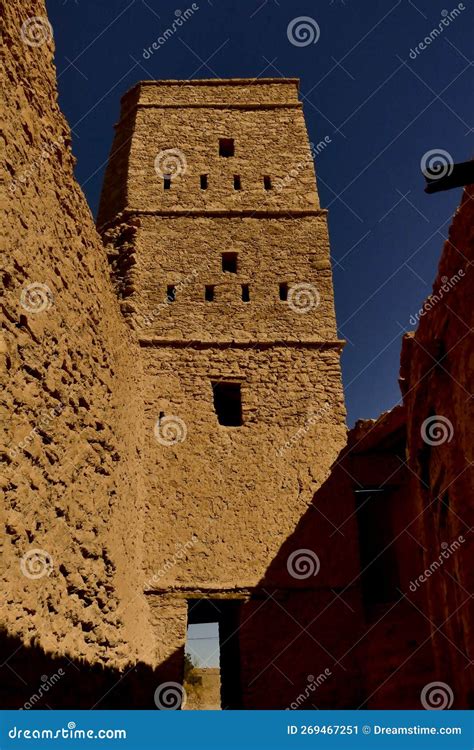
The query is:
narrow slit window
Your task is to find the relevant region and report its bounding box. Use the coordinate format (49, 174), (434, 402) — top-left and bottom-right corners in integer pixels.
(167, 285), (176, 302)
(200, 174), (208, 190)
(222, 252), (238, 273)
(241, 284), (250, 302)
(212, 382), (242, 427)
(264, 175), (272, 190)
(219, 138), (234, 157)
(233, 175), (241, 190)
(163, 174), (172, 190)
(205, 285), (215, 302)
(279, 282), (288, 301)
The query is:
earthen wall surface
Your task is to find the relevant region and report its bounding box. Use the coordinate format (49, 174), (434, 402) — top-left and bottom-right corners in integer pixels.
(1, 0), (152, 674)
(3, 0), (472, 710)
(400, 185), (474, 707)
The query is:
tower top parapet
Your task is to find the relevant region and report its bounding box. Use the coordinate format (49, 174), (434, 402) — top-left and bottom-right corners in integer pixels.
(118, 78), (301, 118)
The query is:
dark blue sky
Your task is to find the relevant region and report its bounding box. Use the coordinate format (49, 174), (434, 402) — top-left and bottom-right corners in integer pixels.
(46, 0), (473, 426)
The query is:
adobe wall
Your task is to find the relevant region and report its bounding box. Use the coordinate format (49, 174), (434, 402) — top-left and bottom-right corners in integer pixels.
(400, 185), (474, 707)
(98, 81), (346, 596)
(5, 0), (470, 711)
(1, 0), (153, 677)
(97, 79), (319, 228)
(284, 188), (473, 709)
(142, 345), (345, 589)
(264, 180), (474, 708)
(98, 78), (355, 705)
(108, 215), (336, 341)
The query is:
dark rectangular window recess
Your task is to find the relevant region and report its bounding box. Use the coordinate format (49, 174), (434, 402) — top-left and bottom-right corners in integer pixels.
(219, 138), (234, 157)
(167, 285), (176, 302)
(205, 285), (215, 302)
(241, 284), (250, 302)
(264, 175), (272, 190)
(200, 174), (208, 190)
(163, 174), (172, 190)
(233, 175), (242, 190)
(222, 252), (238, 273)
(212, 382), (242, 426)
(279, 282), (288, 301)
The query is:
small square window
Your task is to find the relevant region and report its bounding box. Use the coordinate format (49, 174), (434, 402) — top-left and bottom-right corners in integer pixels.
(222, 252), (238, 273)
(219, 138), (234, 157)
(167, 285), (176, 302)
(279, 283), (288, 301)
(233, 175), (242, 190)
(200, 174), (208, 190)
(163, 175), (172, 190)
(205, 285), (215, 301)
(241, 284), (250, 302)
(212, 382), (242, 426)
(264, 176), (272, 190)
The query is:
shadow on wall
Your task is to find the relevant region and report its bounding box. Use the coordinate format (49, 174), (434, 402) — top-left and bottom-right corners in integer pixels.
(0, 628), (182, 710)
(236, 396), (474, 709)
(235, 448), (367, 710)
(235, 415), (441, 710)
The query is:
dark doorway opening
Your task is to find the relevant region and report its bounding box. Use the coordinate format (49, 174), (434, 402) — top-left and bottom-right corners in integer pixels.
(354, 488), (399, 614)
(187, 599), (243, 709)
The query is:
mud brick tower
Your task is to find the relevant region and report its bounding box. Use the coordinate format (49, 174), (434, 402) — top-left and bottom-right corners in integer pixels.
(98, 79), (361, 708)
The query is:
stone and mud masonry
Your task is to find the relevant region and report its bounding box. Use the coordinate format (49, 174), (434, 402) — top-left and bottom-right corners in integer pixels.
(1, 0), (473, 710)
